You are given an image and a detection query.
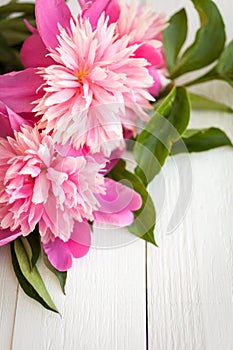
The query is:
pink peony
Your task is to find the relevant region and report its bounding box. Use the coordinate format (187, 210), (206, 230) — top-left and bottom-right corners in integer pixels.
(79, 0), (167, 97)
(116, 1), (167, 96)
(0, 125), (142, 270)
(32, 12), (154, 154)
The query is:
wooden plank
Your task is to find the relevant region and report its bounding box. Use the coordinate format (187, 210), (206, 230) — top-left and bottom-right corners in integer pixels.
(147, 0), (233, 348)
(12, 230), (147, 350)
(148, 148), (233, 349)
(0, 245), (18, 350)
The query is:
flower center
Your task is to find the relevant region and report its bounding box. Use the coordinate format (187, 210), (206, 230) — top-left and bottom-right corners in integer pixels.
(74, 69), (90, 82)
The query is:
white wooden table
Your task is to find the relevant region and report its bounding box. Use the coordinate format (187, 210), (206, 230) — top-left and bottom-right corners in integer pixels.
(0, 0), (233, 349)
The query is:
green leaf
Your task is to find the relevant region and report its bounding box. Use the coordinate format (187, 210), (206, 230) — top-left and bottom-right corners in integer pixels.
(26, 226), (41, 268)
(20, 228), (41, 270)
(185, 40), (233, 87)
(171, 127), (232, 154)
(42, 251), (67, 295)
(0, 18), (35, 32)
(170, 0), (226, 78)
(108, 160), (157, 246)
(0, 3), (35, 17)
(11, 239), (59, 313)
(163, 8), (188, 73)
(215, 40), (233, 87)
(0, 33), (23, 72)
(2, 30), (29, 45)
(134, 86), (190, 185)
(189, 92), (233, 113)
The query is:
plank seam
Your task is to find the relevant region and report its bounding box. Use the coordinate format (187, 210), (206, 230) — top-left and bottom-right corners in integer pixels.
(10, 283), (19, 350)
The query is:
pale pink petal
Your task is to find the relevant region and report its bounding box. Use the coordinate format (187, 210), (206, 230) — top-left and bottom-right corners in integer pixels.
(20, 33), (54, 68)
(95, 209), (134, 226)
(35, 0), (73, 49)
(43, 221), (91, 271)
(0, 69), (43, 113)
(94, 178), (142, 226)
(0, 228), (21, 247)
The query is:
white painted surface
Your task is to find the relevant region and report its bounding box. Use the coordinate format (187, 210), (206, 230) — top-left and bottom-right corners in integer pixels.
(0, 0), (233, 349)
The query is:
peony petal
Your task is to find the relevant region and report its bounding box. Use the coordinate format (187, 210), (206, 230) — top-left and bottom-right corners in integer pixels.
(94, 209), (134, 226)
(7, 105), (30, 131)
(94, 178), (142, 226)
(0, 228), (21, 247)
(148, 66), (162, 97)
(67, 221), (91, 258)
(20, 32), (55, 68)
(83, 0), (120, 29)
(0, 69), (43, 113)
(43, 238), (73, 271)
(135, 44), (163, 67)
(35, 0), (73, 49)
(43, 221), (91, 271)
(0, 113), (14, 138)
(78, 0), (89, 8)
(0, 101), (30, 138)
(103, 146), (125, 174)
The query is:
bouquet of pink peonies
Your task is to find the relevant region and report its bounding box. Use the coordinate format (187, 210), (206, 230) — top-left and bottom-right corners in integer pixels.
(0, 0), (232, 312)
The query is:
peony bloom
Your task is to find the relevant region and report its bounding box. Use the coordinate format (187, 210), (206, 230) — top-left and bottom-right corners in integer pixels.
(116, 1), (167, 96)
(0, 125), (142, 270)
(32, 13), (154, 154)
(79, 0), (167, 97)
(0, 102), (33, 246)
(0, 0), (153, 155)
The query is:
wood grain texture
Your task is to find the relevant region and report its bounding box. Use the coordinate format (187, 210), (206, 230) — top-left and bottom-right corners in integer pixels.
(0, 246), (18, 350)
(0, 0), (232, 349)
(147, 1), (233, 349)
(11, 236), (146, 350)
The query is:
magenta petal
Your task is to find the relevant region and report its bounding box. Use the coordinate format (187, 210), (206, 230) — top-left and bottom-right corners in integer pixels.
(24, 19), (37, 34)
(0, 69), (43, 113)
(0, 102), (30, 138)
(43, 239), (73, 271)
(148, 66), (162, 97)
(20, 33), (54, 68)
(83, 0), (120, 29)
(103, 146), (125, 174)
(35, 0), (73, 49)
(135, 44), (163, 67)
(0, 228), (21, 247)
(67, 221), (91, 258)
(0, 113), (14, 138)
(7, 105), (30, 131)
(94, 178), (142, 227)
(43, 221), (91, 271)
